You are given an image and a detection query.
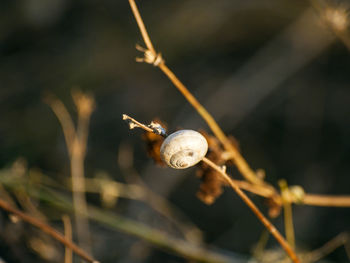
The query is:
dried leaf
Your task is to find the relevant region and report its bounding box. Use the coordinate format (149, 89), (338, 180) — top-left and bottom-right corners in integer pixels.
(196, 169), (225, 205)
(265, 197), (282, 218)
(196, 131), (231, 205)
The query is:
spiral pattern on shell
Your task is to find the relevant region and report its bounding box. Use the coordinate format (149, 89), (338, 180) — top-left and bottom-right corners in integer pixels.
(160, 130), (208, 169)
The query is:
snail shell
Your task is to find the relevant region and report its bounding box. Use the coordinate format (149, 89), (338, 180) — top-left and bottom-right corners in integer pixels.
(160, 130), (208, 169)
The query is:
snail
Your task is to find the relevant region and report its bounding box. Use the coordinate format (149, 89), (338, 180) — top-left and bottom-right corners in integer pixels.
(160, 130), (208, 169)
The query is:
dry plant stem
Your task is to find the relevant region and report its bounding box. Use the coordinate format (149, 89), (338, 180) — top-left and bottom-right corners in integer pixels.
(84, 177), (202, 243)
(127, 0), (262, 185)
(302, 194), (350, 207)
(202, 157), (300, 263)
(122, 114), (298, 260)
(37, 187), (236, 263)
(253, 230), (270, 258)
(128, 0), (155, 54)
(253, 232), (268, 258)
(124, 63), (350, 207)
(45, 98), (75, 154)
(118, 148), (203, 243)
(47, 94), (92, 253)
(71, 95), (93, 253)
(123, 114), (154, 133)
(233, 185), (350, 208)
(283, 197), (295, 249)
(0, 198), (96, 263)
(70, 139), (91, 252)
(129, 0), (350, 207)
(304, 232), (349, 262)
(233, 180), (275, 197)
(62, 215), (73, 263)
(1, 175), (230, 263)
(157, 63), (264, 186)
(279, 180), (295, 249)
(198, 177), (350, 208)
(122, 114), (350, 209)
(127, 0), (350, 228)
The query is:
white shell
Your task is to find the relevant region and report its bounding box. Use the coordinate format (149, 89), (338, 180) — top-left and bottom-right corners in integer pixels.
(160, 130), (208, 169)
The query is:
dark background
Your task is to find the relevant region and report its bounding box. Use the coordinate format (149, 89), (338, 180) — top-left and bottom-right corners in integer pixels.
(0, 0), (350, 262)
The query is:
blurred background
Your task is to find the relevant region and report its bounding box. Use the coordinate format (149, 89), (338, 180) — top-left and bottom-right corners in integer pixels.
(0, 0), (350, 262)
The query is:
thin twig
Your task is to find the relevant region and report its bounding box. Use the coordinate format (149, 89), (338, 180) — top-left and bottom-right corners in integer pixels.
(62, 215), (73, 263)
(302, 194), (350, 207)
(0, 198), (97, 263)
(121, 114), (299, 262)
(157, 63), (264, 186)
(121, 114), (350, 208)
(214, 184), (350, 208)
(123, 114), (154, 133)
(123, 114), (167, 136)
(303, 232), (349, 262)
(127, 0), (350, 208)
(121, 114), (350, 209)
(279, 180), (295, 250)
(224, 184), (350, 208)
(127, 0), (263, 185)
(128, 0), (156, 54)
(128, 0), (350, 208)
(201, 157), (300, 263)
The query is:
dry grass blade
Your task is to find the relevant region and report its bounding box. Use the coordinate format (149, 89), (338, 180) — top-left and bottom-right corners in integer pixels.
(0, 198), (97, 263)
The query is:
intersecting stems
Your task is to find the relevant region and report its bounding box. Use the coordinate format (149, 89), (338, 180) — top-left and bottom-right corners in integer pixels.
(128, 0), (263, 185)
(0, 198), (97, 263)
(158, 63), (263, 186)
(202, 157), (300, 263)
